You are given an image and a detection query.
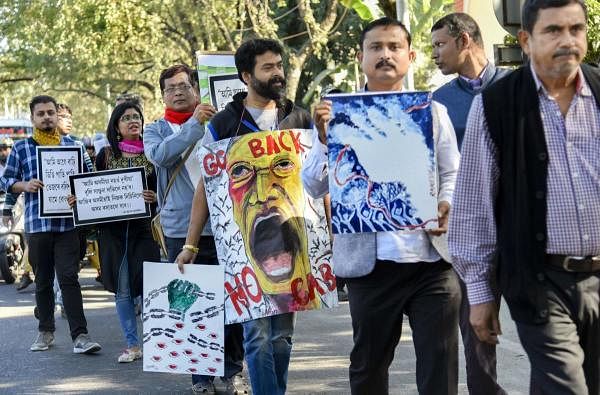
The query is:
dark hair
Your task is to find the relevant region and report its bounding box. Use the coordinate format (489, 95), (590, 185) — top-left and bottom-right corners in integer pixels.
(522, 0), (587, 33)
(431, 13), (484, 48)
(106, 102), (144, 159)
(56, 103), (72, 115)
(158, 64), (195, 94)
(29, 95), (57, 114)
(234, 38), (284, 84)
(115, 93), (143, 108)
(360, 17), (412, 50)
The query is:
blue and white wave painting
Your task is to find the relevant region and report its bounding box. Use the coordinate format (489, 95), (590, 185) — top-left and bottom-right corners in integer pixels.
(326, 91), (437, 234)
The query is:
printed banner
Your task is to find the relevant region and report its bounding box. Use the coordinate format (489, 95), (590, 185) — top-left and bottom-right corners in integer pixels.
(325, 91), (438, 234)
(196, 51), (239, 105)
(199, 129), (337, 324)
(143, 262), (225, 376)
(69, 167), (150, 226)
(208, 74), (247, 111)
(36, 146), (83, 218)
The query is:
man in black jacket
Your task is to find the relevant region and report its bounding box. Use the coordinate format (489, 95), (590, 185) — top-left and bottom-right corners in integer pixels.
(176, 38), (312, 395)
(449, 0), (600, 393)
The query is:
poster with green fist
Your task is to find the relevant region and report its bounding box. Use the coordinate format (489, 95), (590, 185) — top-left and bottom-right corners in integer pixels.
(143, 262), (224, 376)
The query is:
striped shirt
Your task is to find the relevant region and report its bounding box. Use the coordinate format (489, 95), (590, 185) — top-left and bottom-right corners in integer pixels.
(0, 137), (91, 233)
(449, 66), (600, 305)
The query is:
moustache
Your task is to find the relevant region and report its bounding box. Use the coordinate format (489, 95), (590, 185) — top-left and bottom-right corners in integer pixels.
(553, 48), (580, 58)
(375, 59), (395, 69)
(269, 76), (286, 88)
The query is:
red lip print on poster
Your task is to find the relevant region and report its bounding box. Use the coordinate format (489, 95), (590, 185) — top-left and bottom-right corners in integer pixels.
(142, 262), (225, 376)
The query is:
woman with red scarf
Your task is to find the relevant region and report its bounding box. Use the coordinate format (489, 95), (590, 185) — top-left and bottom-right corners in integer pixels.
(96, 102), (160, 363)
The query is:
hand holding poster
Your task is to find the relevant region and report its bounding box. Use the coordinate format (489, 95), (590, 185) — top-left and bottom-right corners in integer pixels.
(325, 91), (438, 234)
(143, 262), (225, 376)
(69, 167), (150, 226)
(37, 146), (83, 218)
(199, 129), (337, 324)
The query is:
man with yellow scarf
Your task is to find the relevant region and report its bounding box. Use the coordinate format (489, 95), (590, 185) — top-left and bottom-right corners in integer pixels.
(0, 95), (101, 354)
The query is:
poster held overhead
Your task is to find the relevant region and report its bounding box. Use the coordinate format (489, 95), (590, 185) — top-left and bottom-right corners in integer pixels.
(207, 74), (247, 111)
(195, 51), (239, 105)
(69, 167), (150, 226)
(36, 146), (83, 218)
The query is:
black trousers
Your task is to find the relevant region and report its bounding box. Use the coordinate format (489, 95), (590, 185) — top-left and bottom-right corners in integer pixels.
(513, 268), (599, 395)
(166, 236), (245, 380)
(26, 229), (88, 341)
(459, 279), (507, 395)
(344, 260), (460, 395)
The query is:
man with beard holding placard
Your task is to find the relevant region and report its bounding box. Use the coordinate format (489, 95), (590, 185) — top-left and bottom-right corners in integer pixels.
(177, 38), (313, 395)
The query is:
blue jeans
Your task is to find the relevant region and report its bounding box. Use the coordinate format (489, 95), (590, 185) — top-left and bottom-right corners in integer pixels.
(243, 313), (295, 395)
(115, 254), (139, 348)
(165, 236), (244, 384)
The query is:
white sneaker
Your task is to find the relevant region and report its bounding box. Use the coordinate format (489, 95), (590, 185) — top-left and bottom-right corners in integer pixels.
(30, 331), (54, 351)
(117, 348), (142, 363)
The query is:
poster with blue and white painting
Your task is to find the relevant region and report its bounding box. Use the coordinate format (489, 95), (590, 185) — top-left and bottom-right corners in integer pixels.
(326, 91), (437, 234)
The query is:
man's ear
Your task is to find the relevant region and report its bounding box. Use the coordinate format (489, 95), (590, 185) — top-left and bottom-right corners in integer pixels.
(517, 29), (531, 56)
(241, 71), (252, 85)
(458, 32), (471, 50)
(409, 49), (416, 63)
(357, 50), (363, 64)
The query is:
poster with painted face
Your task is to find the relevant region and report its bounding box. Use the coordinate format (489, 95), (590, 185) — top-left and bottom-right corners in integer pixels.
(325, 91), (438, 234)
(199, 129), (337, 324)
(142, 262), (224, 376)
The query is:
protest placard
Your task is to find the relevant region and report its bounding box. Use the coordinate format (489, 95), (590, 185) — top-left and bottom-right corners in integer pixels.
(37, 146), (83, 218)
(195, 51), (238, 104)
(198, 129), (337, 324)
(143, 262), (225, 376)
(325, 91), (438, 234)
(69, 167), (150, 226)
(208, 74), (247, 111)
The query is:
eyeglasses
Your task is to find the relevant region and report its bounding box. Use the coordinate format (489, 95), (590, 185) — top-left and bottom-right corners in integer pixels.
(164, 83), (193, 96)
(120, 113), (142, 123)
(227, 158), (297, 189)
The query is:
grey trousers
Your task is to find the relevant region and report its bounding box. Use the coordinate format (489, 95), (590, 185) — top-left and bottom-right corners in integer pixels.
(514, 269), (599, 395)
(459, 280), (507, 395)
(345, 260), (460, 395)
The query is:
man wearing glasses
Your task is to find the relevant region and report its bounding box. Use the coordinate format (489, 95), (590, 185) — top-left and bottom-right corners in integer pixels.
(144, 64), (247, 395)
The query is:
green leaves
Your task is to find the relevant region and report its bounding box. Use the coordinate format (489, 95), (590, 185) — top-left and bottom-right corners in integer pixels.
(340, 0), (375, 21)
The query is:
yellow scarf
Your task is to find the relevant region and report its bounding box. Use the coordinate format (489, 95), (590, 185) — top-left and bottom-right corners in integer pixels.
(32, 128), (61, 146)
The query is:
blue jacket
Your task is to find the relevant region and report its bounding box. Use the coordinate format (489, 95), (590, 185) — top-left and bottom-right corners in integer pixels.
(433, 64), (510, 149)
(144, 117), (211, 238)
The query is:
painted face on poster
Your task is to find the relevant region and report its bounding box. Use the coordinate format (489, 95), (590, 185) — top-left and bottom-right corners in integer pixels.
(142, 262), (225, 376)
(198, 129), (338, 325)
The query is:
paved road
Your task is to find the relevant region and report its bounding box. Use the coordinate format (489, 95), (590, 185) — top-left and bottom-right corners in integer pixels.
(1, 268), (529, 394)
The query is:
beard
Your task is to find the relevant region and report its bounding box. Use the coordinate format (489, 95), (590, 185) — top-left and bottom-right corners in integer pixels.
(250, 75), (287, 102)
(0, 154), (6, 166)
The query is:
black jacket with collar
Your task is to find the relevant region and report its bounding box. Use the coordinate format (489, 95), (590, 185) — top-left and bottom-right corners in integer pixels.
(207, 92), (313, 140)
(481, 63), (600, 324)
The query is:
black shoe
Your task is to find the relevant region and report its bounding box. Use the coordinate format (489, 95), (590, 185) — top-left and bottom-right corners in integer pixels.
(95, 274), (102, 284)
(16, 274), (33, 291)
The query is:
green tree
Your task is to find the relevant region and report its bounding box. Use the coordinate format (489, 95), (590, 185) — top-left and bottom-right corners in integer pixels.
(345, 0), (453, 90)
(0, 0), (365, 130)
